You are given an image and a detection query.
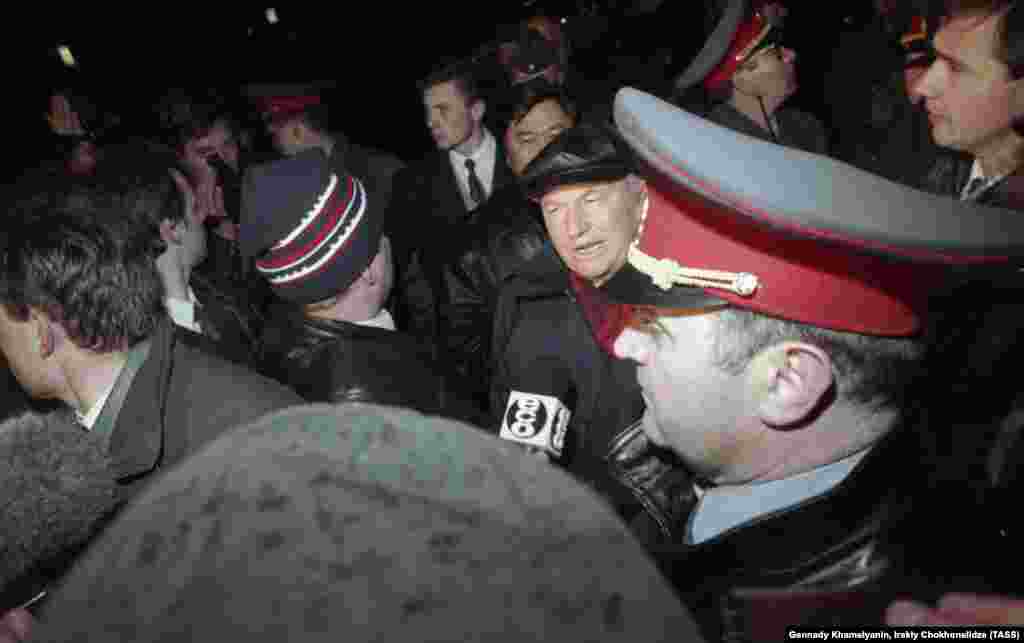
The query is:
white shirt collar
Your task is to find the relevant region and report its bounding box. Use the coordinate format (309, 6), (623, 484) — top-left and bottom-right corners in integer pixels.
(75, 379), (117, 430)
(352, 308), (396, 331)
(449, 129), (497, 209)
(687, 448), (871, 545)
(450, 128), (495, 164)
(165, 287), (201, 334)
(961, 158), (1009, 200)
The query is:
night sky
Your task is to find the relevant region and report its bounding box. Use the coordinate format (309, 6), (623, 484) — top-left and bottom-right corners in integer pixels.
(11, 2), (870, 165)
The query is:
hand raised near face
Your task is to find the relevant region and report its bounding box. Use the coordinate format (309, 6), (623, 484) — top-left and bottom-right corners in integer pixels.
(887, 594), (1024, 627)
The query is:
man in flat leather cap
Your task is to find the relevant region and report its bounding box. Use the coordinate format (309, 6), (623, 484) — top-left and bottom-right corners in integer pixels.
(520, 89), (1024, 639)
(242, 151), (482, 426)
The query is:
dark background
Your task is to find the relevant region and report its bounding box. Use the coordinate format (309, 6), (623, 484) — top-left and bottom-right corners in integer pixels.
(11, 2), (876, 164)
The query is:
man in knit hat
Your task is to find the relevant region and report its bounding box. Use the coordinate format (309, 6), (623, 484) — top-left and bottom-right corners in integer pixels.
(26, 403), (703, 642)
(519, 88), (1024, 638)
(242, 151), (482, 425)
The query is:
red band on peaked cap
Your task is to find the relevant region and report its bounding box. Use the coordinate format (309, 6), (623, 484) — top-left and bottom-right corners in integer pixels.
(626, 181), (943, 336)
(703, 11), (772, 91)
(260, 95), (321, 122)
(605, 88), (1024, 338)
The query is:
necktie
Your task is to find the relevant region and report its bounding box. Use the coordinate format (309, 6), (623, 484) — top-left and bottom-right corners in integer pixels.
(465, 158), (486, 207)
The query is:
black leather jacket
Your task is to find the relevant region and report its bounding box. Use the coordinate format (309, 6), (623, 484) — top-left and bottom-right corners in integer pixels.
(256, 304), (485, 426)
(492, 265), (693, 545)
(644, 418), (1001, 642)
(398, 184), (551, 412)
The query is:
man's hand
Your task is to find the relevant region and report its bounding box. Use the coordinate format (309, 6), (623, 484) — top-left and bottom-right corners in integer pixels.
(180, 146), (228, 223)
(887, 594), (1024, 626)
(0, 608), (35, 643)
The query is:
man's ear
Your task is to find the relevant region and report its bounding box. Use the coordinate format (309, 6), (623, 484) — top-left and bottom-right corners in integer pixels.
(360, 241), (390, 287)
(29, 310), (59, 359)
(747, 342), (834, 428)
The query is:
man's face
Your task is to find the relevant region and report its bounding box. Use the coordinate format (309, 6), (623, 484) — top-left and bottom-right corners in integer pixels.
(423, 80), (480, 151)
(267, 116), (307, 157)
(735, 46), (798, 101)
(913, 10), (1014, 154)
(0, 306), (56, 400)
(539, 177), (644, 287)
(187, 121), (240, 172)
(170, 169), (208, 269)
(505, 99), (575, 176)
(612, 309), (750, 481)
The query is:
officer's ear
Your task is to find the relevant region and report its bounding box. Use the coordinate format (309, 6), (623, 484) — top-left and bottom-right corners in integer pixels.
(748, 342), (834, 428)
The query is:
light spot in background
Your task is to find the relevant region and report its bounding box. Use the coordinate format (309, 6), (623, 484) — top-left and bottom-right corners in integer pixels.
(57, 45), (76, 68)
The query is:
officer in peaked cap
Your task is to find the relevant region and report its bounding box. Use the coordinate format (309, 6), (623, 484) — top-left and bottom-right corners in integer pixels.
(518, 87), (1024, 639)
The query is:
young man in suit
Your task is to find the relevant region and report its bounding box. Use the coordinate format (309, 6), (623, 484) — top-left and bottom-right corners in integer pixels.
(388, 61), (515, 342)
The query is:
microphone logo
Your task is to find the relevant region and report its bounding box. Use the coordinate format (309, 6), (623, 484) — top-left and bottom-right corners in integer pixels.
(499, 391), (572, 458)
(506, 395), (548, 439)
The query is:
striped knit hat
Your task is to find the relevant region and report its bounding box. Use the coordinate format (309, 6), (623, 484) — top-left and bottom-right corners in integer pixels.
(240, 150), (382, 305)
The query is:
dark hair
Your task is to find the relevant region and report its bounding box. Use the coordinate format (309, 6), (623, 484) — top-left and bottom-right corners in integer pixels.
(505, 80), (577, 126)
(90, 139), (187, 230)
(998, 0), (1023, 79)
(156, 89), (239, 150)
(711, 308), (926, 412)
(418, 59), (483, 105)
(0, 178), (166, 353)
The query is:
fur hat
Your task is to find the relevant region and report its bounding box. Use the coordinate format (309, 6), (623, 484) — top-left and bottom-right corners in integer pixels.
(31, 404), (699, 641)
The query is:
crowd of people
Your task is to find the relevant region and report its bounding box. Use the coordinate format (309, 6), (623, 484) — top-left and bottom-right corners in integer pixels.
(2, 0), (1024, 640)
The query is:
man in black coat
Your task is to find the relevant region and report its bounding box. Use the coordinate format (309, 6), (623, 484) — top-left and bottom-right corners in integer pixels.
(388, 61), (515, 341)
(433, 83), (577, 411)
(92, 141), (263, 367)
(0, 179), (303, 506)
(241, 151), (483, 426)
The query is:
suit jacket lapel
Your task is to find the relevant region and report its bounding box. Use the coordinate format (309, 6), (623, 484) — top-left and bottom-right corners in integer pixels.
(435, 153), (468, 221)
(493, 139), (515, 192)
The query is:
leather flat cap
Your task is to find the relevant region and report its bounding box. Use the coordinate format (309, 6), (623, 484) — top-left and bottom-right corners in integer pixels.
(519, 123), (635, 200)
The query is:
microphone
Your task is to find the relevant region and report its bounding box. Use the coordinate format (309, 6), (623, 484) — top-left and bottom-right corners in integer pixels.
(498, 357), (575, 459)
(0, 411), (120, 611)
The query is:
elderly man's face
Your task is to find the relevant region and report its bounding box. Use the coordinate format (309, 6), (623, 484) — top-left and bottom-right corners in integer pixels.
(913, 9), (1014, 154)
(540, 177), (644, 287)
(505, 99), (575, 176)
